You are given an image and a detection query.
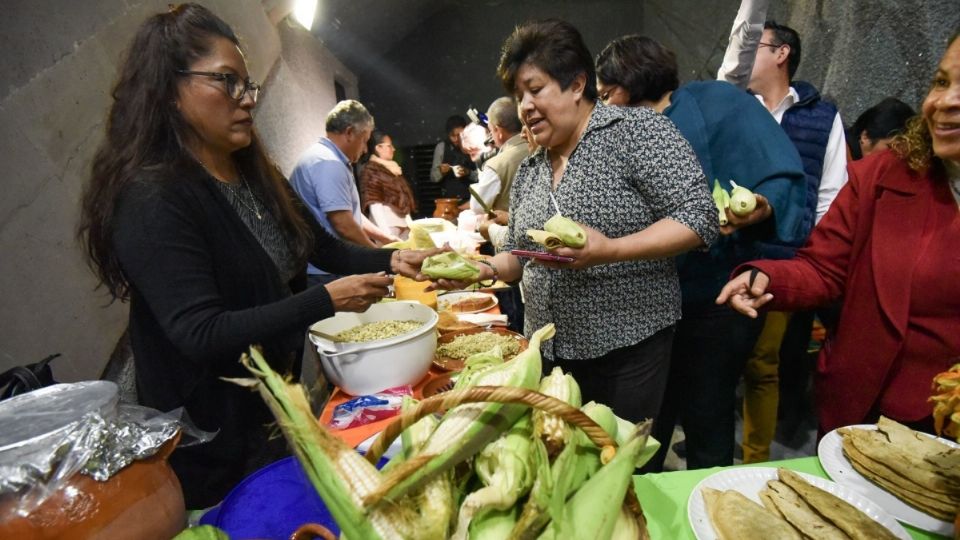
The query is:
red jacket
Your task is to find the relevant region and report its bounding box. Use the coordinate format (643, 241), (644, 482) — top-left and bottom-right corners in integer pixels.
(741, 150), (960, 434)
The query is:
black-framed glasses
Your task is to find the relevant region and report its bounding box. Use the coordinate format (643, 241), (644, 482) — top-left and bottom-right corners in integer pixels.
(758, 41), (785, 50)
(176, 70), (260, 102)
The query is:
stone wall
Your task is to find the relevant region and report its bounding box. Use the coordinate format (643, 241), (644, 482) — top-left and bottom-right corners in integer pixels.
(0, 1), (351, 380)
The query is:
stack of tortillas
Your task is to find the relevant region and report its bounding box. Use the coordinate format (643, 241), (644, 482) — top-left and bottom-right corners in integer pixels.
(703, 468), (898, 540)
(839, 416), (960, 521)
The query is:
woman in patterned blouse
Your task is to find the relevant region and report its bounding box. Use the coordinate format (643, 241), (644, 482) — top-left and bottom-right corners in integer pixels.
(430, 19), (717, 423)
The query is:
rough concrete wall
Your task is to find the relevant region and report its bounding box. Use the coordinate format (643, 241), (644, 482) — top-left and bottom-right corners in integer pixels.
(0, 1), (351, 381)
(256, 21), (359, 177)
(770, 0), (960, 123)
(357, 0), (646, 146)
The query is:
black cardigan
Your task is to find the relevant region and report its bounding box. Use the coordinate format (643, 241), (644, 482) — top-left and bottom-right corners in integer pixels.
(112, 163), (393, 507)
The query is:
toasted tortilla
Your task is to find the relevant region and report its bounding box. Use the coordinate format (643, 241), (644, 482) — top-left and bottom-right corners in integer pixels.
(842, 436), (960, 505)
(701, 487), (802, 540)
(843, 441), (957, 520)
(842, 427), (960, 494)
(758, 487), (785, 519)
(764, 480), (850, 539)
(876, 416), (960, 483)
(777, 468), (897, 540)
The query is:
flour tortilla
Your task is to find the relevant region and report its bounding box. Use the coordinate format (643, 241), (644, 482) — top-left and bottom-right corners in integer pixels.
(701, 487), (802, 540)
(777, 468), (898, 540)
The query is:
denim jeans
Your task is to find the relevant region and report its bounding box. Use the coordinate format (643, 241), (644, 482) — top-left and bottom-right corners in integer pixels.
(646, 303), (764, 471)
(546, 325), (675, 424)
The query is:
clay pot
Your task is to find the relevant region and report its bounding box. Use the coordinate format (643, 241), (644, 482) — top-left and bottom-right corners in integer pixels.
(433, 198), (461, 222)
(0, 434), (185, 540)
(290, 522), (337, 540)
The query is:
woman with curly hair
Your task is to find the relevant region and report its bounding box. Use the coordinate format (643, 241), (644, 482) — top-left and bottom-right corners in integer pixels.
(78, 4), (435, 506)
(718, 30), (960, 435)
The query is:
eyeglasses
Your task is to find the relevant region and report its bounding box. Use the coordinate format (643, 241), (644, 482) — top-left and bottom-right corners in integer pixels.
(176, 70), (260, 102)
(758, 42), (785, 50)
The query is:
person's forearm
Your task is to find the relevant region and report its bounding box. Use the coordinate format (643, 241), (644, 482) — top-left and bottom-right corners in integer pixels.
(608, 218), (705, 261)
(716, 0), (768, 88)
(331, 216), (376, 248)
(487, 252), (524, 283)
(361, 214), (395, 243)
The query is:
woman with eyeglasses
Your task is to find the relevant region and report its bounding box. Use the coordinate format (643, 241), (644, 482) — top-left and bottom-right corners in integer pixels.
(359, 130), (417, 239)
(78, 4), (436, 507)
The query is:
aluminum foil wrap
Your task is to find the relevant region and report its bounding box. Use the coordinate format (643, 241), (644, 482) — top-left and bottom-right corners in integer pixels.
(0, 381), (211, 519)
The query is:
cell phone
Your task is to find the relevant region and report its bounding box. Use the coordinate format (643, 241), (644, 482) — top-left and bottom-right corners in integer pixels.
(510, 249), (576, 263)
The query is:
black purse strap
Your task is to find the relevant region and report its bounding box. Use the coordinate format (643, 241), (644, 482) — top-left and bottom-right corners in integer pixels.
(0, 353), (61, 400)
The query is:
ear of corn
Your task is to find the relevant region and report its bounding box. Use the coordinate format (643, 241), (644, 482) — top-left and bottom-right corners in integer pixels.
(172, 525), (230, 540)
(613, 415), (661, 469)
(453, 347), (506, 391)
(537, 420), (652, 540)
(241, 348), (408, 540)
(510, 401), (618, 540)
(452, 413), (537, 539)
(533, 367), (582, 457)
(368, 324), (555, 505)
(543, 214), (586, 248)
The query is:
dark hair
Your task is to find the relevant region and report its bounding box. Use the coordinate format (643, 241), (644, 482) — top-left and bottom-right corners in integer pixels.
(79, 3), (313, 300)
(764, 20), (801, 79)
(595, 35), (678, 104)
(497, 19), (598, 102)
(365, 129), (391, 159)
(444, 115), (468, 135)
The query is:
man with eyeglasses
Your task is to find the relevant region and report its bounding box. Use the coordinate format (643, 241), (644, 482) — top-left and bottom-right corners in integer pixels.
(719, 1), (849, 465)
(289, 100), (398, 287)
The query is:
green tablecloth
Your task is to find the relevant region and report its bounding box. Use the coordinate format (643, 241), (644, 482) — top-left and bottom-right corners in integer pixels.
(633, 457), (945, 539)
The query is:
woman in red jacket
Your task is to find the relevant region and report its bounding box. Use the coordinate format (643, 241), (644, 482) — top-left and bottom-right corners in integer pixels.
(717, 30), (960, 435)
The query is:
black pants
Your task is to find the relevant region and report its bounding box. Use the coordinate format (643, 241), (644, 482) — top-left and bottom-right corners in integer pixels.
(546, 325), (675, 424)
(646, 304), (764, 471)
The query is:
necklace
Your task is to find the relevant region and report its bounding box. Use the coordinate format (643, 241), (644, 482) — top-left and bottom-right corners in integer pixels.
(235, 172), (264, 220)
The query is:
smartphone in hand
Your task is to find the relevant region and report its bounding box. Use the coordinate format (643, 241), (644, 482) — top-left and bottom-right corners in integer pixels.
(510, 249), (575, 263)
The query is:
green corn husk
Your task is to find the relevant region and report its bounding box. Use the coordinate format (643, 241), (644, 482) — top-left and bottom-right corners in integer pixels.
(453, 347), (506, 391)
(526, 229), (565, 250)
(452, 413), (537, 539)
(420, 251), (481, 280)
(366, 324), (556, 507)
(240, 348), (402, 540)
(728, 181), (757, 217)
(543, 214), (586, 248)
(510, 402), (618, 540)
(712, 180), (731, 226)
(469, 506), (520, 540)
(173, 525), (231, 540)
(538, 420), (653, 540)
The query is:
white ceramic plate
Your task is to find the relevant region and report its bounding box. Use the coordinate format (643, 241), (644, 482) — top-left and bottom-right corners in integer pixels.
(437, 291), (498, 314)
(819, 424), (959, 536)
(687, 466), (910, 540)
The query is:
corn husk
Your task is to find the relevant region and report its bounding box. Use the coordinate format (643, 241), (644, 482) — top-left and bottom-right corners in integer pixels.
(421, 251), (481, 280)
(526, 230), (565, 250)
(543, 214), (586, 248)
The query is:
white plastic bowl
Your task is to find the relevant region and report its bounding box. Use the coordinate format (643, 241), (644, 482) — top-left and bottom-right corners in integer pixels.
(309, 301), (438, 396)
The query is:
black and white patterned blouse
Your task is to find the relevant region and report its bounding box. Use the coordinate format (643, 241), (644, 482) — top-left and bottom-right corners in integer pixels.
(503, 102), (717, 360)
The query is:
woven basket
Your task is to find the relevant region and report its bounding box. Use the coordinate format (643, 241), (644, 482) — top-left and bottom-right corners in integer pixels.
(364, 385), (621, 464)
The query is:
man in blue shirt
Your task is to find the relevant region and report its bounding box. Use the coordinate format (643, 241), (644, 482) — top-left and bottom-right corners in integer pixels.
(290, 100), (396, 286)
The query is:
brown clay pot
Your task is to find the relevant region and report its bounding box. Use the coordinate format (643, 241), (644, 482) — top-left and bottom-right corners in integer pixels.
(0, 434), (185, 540)
(290, 522), (337, 540)
(433, 198), (461, 222)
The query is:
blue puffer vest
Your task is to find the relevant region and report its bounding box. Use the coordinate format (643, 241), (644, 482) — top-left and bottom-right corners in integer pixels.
(755, 80), (837, 260)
